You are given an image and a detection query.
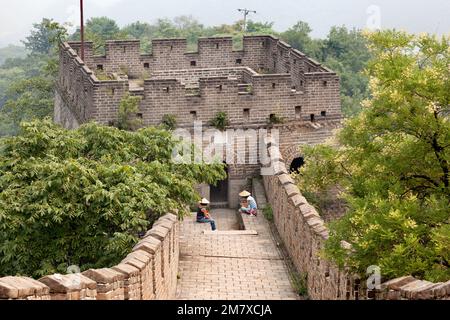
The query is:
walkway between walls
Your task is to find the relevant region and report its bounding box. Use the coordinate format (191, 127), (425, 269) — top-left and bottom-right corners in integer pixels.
(176, 191), (299, 300)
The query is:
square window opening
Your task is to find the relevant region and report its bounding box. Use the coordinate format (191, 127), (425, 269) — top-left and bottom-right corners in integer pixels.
(295, 106), (302, 119)
(243, 109), (250, 120)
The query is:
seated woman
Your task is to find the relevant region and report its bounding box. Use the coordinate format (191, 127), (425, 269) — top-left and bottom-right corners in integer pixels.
(238, 190), (258, 216)
(197, 198), (217, 231)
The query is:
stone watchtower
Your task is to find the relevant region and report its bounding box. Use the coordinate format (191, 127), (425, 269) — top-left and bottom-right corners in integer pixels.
(55, 35), (342, 208)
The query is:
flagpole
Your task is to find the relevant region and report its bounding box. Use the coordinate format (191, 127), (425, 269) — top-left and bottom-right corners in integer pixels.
(80, 0), (84, 60)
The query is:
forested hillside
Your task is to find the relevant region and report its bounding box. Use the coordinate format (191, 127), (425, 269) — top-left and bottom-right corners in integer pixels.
(0, 45), (27, 65)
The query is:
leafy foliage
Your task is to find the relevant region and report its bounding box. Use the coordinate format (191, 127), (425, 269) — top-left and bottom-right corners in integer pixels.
(0, 119), (225, 278)
(161, 114), (177, 131)
(267, 113), (285, 125)
(0, 19), (66, 137)
(116, 94), (142, 131)
(209, 112), (230, 131)
(295, 31), (450, 282)
(262, 205), (274, 221)
(70, 17), (124, 55)
(22, 18), (68, 55)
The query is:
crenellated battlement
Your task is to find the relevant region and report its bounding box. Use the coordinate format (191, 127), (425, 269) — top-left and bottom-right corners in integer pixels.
(67, 35), (332, 75)
(56, 35), (341, 130)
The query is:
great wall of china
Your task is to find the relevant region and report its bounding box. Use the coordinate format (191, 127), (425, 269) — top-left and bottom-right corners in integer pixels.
(0, 35), (448, 300)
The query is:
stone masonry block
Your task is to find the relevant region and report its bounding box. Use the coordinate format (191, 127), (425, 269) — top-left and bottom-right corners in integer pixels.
(153, 219), (174, 230)
(124, 250), (153, 265)
(133, 236), (161, 255)
(380, 276), (416, 291)
(146, 225), (170, 241)
(159, 213), (178, 222)
(82, 268), (124, 285)
(0, 276), (49, 299)
(431, 281), (450, 298)
(38, 274), (97, 300)
(284, 183), (300, 197)
(278, 173), (295, 186)
(400, 280), (440, 300)
(112, 264), (140, 278)
(290, 194), (308, 207)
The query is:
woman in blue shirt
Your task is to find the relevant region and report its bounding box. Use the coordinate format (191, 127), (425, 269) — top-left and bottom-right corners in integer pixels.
(238, 190), (258, 216)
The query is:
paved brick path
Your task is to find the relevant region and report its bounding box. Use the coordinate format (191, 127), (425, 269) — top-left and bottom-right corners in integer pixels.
(176, 208), (299, 300)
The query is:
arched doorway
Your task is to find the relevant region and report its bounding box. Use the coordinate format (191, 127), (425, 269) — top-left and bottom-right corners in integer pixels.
(210, 163), (228, 206)
(290, 157), (305, 173)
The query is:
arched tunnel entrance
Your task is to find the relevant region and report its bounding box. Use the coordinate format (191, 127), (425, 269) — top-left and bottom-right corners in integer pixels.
(210, 163), (229, 206)
(290, 157), (305, 173)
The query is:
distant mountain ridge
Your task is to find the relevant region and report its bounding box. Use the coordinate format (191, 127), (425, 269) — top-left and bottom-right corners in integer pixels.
(0, 45), (28, 65)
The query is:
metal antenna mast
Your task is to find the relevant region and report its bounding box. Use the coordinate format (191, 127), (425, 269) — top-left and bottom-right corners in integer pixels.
(237, 8), (257, 32)
(80, 0), (85, 60)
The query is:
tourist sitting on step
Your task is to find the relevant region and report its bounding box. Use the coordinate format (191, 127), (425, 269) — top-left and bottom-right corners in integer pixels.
(196, 198), (217, 231)
(238, 190), (258, 217)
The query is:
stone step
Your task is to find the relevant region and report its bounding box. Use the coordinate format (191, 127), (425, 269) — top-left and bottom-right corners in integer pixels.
(210, 202), (229, 209)
(203, 230), (258, 235)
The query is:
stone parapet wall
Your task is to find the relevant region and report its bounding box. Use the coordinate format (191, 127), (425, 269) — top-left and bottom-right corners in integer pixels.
(57, 35), (341, 129)
(262, 138), (450, 300)
(56, 42), (130, 128)
(68, 36), (327, 77)
(0, 214), (179, 300)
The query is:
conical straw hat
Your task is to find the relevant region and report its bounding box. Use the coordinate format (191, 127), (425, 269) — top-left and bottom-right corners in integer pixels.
(239, 190), (251, 197)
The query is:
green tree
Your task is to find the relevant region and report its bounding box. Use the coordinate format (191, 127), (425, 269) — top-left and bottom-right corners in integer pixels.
(281, 21), (320, 57)
(0, 19), (66, 136)
(1, 76), (54, 135)
(321, 27), (372, 117)
(22, 18), (67, 55)
(296, 30), (450, 282)
(0, 119), (225, 278)
(246, 21), (276, 34)
(122, 21), (153, 39)
(71, 17), (123, 54)
(86, 17), (121, 40)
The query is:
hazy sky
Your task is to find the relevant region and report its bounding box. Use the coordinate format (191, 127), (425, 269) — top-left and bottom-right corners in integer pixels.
(0, 0), (449, 47)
